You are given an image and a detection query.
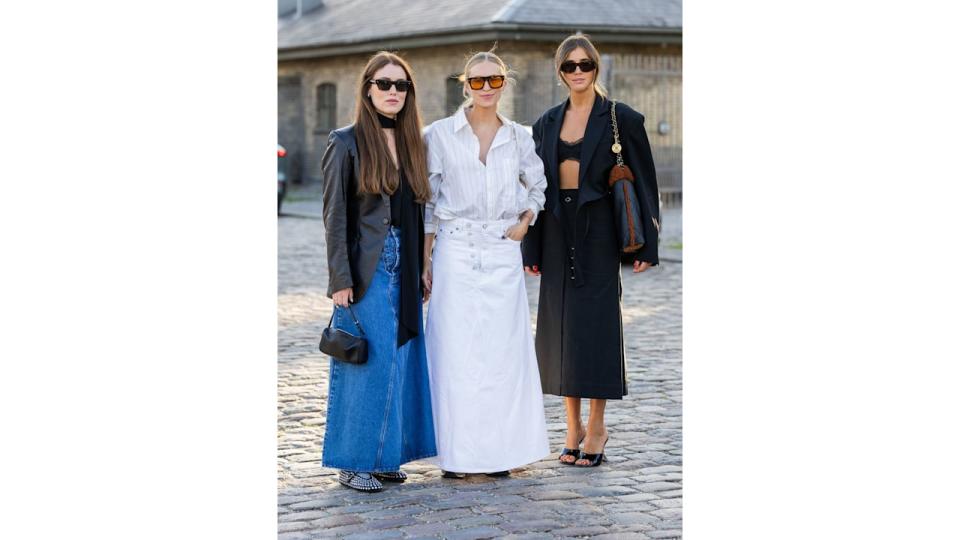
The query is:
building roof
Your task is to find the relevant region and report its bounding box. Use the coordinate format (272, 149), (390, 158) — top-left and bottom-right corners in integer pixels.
(502, 0), (681, 28)
(278, 0), (682, 59)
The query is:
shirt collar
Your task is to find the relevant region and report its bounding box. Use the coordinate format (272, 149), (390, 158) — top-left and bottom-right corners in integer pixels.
(453, 106), (512, 133)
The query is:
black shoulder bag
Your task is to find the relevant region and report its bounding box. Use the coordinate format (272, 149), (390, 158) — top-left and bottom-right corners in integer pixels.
(318, 305), (368, 364)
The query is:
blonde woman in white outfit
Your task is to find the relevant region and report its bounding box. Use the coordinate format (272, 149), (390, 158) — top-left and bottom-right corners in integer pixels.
(422, 49), (549, 477)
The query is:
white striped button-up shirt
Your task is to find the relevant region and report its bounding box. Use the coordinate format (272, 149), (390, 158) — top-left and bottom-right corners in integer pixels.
(423, 107), (547, 235)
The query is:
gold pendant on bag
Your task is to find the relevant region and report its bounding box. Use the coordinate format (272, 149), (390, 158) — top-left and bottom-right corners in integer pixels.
(611, 143), (622, 154)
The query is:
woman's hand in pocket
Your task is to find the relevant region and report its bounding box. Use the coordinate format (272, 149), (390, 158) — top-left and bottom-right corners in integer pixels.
(505, 210), (534, 241)
(503, 221), (528, 241)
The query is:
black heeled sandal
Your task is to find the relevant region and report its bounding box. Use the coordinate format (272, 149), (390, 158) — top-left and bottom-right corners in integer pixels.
(575, 436), (609, 467)
(559, 434), (586, 465)
(442, 470), (467, 479)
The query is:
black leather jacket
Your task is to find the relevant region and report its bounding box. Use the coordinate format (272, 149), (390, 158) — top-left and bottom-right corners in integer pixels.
(321, 125), (396, 301)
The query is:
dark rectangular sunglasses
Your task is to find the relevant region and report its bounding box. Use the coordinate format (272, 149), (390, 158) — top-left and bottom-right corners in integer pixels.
(369, 78), (413, 92)
(466, 75), (505, 90)
(559, 60), (597, 73)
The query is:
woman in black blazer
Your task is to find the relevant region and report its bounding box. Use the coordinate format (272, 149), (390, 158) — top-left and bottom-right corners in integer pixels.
(320, 51), (437, 491)
(522, 34), (660, 467)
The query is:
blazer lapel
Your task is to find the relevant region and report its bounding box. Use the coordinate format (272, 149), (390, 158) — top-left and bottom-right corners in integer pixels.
(577, 94), (610, 189)
(345, 125), (363, 185)
(346, 125), (386, 205)
(543, 101), (564, 219)
(544, 101), (563, 187)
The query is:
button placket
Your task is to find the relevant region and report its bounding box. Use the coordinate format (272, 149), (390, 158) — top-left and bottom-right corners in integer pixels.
(473, 233), (480, 271)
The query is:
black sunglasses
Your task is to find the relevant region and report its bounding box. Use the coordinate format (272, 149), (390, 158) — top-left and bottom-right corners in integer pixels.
(369, 79), (413, 92)
(466, 75), (505, 90)
(559, 60), (597, 74)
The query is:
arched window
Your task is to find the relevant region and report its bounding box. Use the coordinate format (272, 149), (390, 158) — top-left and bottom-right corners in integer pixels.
(315, 83), (337, 132)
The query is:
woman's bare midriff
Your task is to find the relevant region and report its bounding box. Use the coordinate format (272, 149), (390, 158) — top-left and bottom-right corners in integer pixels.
(559, 160), (580, 189)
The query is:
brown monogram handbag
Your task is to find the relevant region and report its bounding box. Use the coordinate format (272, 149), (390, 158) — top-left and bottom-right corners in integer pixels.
(607, 100), (645, 253)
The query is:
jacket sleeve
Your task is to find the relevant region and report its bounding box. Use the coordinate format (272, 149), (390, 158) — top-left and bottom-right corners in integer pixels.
(521, 116), (546, 268)
(516, 124), (547, 226)
(423, 125), (443, 235)
(621, 108), (660, 266)
(321, 130), (355, 297)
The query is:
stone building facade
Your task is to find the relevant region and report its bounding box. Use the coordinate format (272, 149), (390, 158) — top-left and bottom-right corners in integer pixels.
(278, 1), (682, 203)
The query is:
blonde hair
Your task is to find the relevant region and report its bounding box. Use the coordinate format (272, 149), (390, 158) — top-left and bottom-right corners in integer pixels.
(457, 45), (517, 109)
(555, 33), (608, 98)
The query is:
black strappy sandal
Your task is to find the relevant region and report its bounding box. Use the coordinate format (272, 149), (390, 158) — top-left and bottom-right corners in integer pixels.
(575, 436), (609, 467)
(373, 470), (408, 482)
(338, 470), (384, 492)
(441, 470), (467, 479)
(559, 434), (586, 465)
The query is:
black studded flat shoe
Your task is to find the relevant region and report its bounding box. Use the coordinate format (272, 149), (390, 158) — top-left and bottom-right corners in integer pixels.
(373, 470), (408, 482)
(441, 470), (467, 479)
(574, 436), (609, 467)
(338, 470), (384, 492)
(559, 434), (586, 465)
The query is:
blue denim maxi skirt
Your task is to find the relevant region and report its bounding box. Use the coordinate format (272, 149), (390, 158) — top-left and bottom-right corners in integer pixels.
(321, 227), (437, 472)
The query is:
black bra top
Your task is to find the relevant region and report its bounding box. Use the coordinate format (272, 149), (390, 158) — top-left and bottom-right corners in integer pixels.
(558, 138), (582, 163)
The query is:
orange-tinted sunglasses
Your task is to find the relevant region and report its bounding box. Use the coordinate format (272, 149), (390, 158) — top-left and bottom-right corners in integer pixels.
(466, 75), (505, 90)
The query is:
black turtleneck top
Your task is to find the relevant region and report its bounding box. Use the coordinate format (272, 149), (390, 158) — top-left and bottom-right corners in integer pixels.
(378, 113), (404, 228)
(390, 174), (404, 228)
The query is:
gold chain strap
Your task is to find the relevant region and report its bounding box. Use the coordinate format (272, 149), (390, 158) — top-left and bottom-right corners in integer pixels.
(610, 99), (624, 166)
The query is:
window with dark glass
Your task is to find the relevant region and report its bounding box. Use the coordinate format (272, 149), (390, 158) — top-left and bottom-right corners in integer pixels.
(445, 76), (462, 116)
(316, 83), (336, 132)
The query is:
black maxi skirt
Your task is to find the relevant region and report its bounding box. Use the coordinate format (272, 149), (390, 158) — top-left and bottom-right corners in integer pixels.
(534, 189), (627, 399)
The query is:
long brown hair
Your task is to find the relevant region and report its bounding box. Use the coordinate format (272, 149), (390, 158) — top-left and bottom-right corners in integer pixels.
(554, 34), (608, 98)
(353, 51), (430, 203)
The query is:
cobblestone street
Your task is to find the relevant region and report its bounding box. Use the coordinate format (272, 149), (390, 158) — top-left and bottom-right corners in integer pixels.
(278, 192), (682, 539)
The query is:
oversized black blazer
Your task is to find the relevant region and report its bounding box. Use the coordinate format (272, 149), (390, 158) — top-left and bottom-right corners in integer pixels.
(320, 124), (424, 300)
(522, 95), (660, 273)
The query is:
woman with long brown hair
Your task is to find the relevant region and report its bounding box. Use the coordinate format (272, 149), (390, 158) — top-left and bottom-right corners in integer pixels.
(320, 51), (437, 492)
(522, 34), (660, 467)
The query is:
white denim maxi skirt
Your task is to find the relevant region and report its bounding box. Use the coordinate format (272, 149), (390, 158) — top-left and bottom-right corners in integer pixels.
(425, 217), (550, 473)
